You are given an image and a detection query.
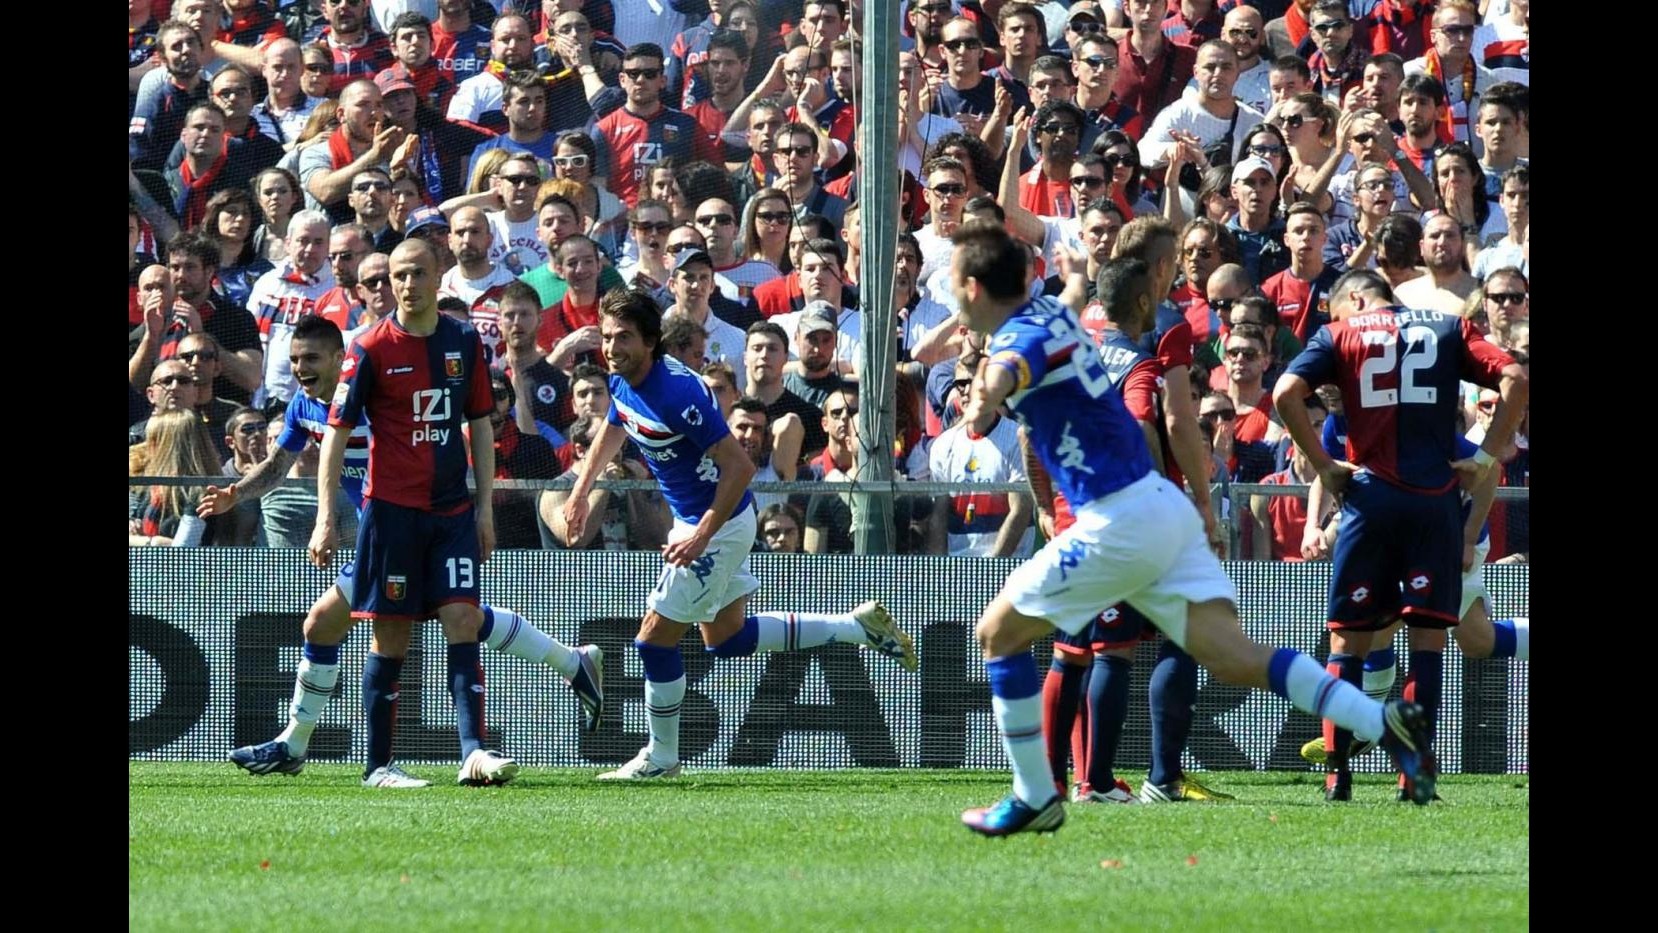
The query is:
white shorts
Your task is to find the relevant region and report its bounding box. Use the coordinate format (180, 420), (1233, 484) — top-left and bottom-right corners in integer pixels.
(1001, 474), (1236, 647)
(647, 505), (761, 624)
(1460, 539), (1491, 619)
(334, 560), (356, 604)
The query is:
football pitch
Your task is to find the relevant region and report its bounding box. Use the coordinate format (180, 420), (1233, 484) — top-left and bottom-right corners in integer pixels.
(129, 763), (1528, 931)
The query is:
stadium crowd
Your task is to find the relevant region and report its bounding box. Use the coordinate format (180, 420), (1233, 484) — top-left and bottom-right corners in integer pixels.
(127, 0), (1530, 558)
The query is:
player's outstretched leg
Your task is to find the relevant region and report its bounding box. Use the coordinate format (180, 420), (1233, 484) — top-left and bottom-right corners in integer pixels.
(1301, 643), (1396, 767)
(231, 585), (354, 777)
(962, 598), (1066, 837)
(479, 605), (605, 732)
(599, 629), (685, 780)
(703, 603), (917, 671)
(1181, 599), (1436, 806)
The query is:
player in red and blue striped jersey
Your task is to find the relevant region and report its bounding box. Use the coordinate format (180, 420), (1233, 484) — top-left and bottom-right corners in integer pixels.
(1274, 268), (1527, 801)
(949, 222), (1437, 837)
(560, 289), (916, 781)
(212, 314), (604, 787)
(310, 240), (502, 786)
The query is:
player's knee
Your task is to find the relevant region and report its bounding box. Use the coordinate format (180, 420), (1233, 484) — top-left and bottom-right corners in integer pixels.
(438, 605), (483, 642)
(370, 620), (411, 658)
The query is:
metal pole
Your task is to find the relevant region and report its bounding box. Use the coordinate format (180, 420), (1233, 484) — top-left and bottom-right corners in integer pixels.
(851, 2), (899, 554)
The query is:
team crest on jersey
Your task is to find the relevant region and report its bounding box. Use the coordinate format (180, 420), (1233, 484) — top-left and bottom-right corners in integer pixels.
(385, 576), (407, 601)
(445, 351), (463, 379)
(682, 404), (703, 426)
(664, 124), (681, 143)
(537, 383), (557, 404)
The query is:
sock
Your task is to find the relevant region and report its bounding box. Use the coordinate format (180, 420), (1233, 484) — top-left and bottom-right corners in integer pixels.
(1268, 648), (1383, 743)
(750, 612), (874, 654)
(1085, 655), (1132, 793)
(361, 652), (403, 777)
(479, 605), (579, 678)
(276, 641), (340, 757)
(1147, 641), (1197, 787)
(987, 653), (1057, 807)
(1491, 618), (1529, 661)
(637, 641), (686, 765)
(447, 642), (485, 760)
(1406, 650), (1443, 748)
(1071, 662), (1091, 789)
(1320, 653), (1363, 773)
(1040, 659), (1087, 793)
(1361, 646), (1397, 700)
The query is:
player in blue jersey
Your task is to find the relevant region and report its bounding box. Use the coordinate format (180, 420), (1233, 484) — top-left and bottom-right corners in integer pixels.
(206, 315), (604, 787)
(561, 288), (917, 781)
(1275, 272), (1529, 799)
(944, 222), (1437, 837)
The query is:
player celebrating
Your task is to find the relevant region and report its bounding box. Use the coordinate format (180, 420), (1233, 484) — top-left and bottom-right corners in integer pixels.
(1273, 269), (1528, 801)
(947, 222), (1436, 838)
(211, 315), (604, 787)
(562, 288), (916, 781)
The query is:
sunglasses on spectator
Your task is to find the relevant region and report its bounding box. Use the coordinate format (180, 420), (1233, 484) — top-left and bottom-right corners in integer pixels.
(1310, 19), (1351, 34)
(1226, 27), (1260, 39)
(352, 181), (390, 192)
(328, 251), (360, 261)
(1200, 409), (1236, 422)
(666, 242), (702, 253)
(756, 210), (792, 224)
(1042, 122), (1080, 136)
(1071, 22), (1104, 36)
(1080, 55), (1116, 69)
(1101, 152), (1135, 168)
(303, 63), (331, 74)
(828, 405), (859, 418)
(696, 213), (736, 227)
(1210, 297), (1236, 314)
(1249, 144), (1287, 159)
(553, 155), (590, 168)
(1184, 245), (1215, 259)
(152, 373), (195, 387)
(774, 144), (816, 158)
(1436, 24), (1476, 38)
(1071, 175), (1106, 189)
(498, 173), (542, 187)
(632, 220), (673, 233)
(1353, 132), (1376, 145)
(1486, 292), (1528, 305)
(177, 349), (218, 362)
(930, 183), (967, 197)
(1224, 347), (1261, 361)
(623, 67), (662, 80)
(1358, 178), (1392, 193)
(235, 421), (268, 436)
(360, 274), (390, 289)
(943, 37), (983, 52)
(1278, 113), (1306, 130)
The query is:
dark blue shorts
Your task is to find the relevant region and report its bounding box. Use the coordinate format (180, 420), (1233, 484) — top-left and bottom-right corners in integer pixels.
(1327, 472), (1462, 631)
(351, 498), (480, 621)
(1053, 603), (1152, 655)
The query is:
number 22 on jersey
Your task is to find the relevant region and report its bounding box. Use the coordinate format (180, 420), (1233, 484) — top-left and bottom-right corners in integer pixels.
(1358, 325), (1438, 409)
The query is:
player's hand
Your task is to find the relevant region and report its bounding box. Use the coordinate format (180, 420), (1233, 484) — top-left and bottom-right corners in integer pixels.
(1316, 459), (1358, 500)
(1449, 455), (1493, 492)
(475, 508), (495, 564)
(662, 525), (713, 567)
(562, 492), (590, 541)
(307, 521), (337, 570)
(198, 484), (237, 517)
(1301, 522), (1331, 561)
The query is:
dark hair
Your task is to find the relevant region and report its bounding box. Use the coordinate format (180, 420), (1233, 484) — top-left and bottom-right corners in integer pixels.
(1330, 268), (1397, 305)
(1030, 53), (1072, 78)
(746, 320), (789, 351)
(631, 197), (673, 224)
(1434, 142), (1490, 227)
(503, 68), (548, 105)
(925, 135), (993, 192)
(1270, 54), (1311, 81)
(775, 120), (820, 153)
(291, 314), (344, 351)
(963, 195), (1005, 222)
(1233, 294), (1280, 328)
(166, 231), (222, 270)
(1226, 322), (1269, 350)
(1097, 257), (1152, 325)
(1501, 164), (1530, 192)
(389, 11), (432, 38)
(800, 237), (844, 270)
(796, 213), (836, 242)
(535, 190), (580, 218)
(1091, 130), (1143, 201)
(708, 27), (751, 61)
(676, 160), (738, 208)
(554, 131), (597, 162)
(1375, 214), (1423, 268)
(600, 288), (666, 359)
(201, 189), (259, 264)
(1485, 265), (1528, 290)
(1365, 51), (1406, 79)
(1310, 0), (1350, 17)
(1481, 81), (1529, 124)
(731, 395), (769, 419)
(896, 231), (922, 261)
(1180, 217), (1241, 265)
(490, 370), (516, 407)
(437, 296), (471, 316)
(226, 404), (265, 432)
(701, 359), (737, 384)
(568, 413), (602, 448)
(952, 221), (1027, 300)
(623, 42), (667, 66)
(661, 313), (707, 354)
(500, 279), (541, 309)
(571, 362), (608, 385)
(1399, 73), (1446, 106)
(1032, 99), (1086, 135)
(557, 233), (601, 261)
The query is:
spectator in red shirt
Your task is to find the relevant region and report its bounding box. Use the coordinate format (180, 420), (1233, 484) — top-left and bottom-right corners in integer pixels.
(1249, 442), (1318, 561)
(1019, 101), (1088, 218)
(1261, 202), (1340, 342)
(1220, 322), (1278, 481)
(1114, 0), (1198, 121)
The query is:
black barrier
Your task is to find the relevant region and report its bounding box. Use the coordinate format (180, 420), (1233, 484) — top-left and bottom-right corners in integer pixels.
(129, 550), (1528, 773)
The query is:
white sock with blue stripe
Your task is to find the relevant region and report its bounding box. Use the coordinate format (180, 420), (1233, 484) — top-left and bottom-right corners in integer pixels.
(480, 606), (578, 679)
(987, 654), (1058, 806)
(1271, 648), (1384, 742)
(752, 612), (866, 651)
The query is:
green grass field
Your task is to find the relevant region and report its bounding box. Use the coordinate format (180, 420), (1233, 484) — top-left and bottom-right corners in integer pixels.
(129, 764), (1528, 932)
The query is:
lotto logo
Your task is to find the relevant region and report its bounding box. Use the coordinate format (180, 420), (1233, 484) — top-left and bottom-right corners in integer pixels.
(1409, 574), (1431, 592)
(1350, 585), (1371, 604)
(1102, 608), (1120, 623)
